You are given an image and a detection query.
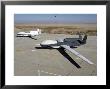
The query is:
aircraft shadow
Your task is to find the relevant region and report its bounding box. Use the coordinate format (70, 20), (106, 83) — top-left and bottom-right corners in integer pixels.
(35, 47), (55, 49)
(35, 47), (81, 68)
(57, 48), (81, 68)
(29, 36), (37, 40)
(16, 36), (37, 40)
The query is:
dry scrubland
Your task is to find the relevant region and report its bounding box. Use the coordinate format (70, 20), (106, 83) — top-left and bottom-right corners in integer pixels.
(15, 24), (97, 36)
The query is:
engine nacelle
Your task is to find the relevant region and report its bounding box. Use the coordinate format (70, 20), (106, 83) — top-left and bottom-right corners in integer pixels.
(40, 40), (60, 48)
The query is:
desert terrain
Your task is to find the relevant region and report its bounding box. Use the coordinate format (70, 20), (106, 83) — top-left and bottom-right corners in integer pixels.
(15, 23), (97, 36)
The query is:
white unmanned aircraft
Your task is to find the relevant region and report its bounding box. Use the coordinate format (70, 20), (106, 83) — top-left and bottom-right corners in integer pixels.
(36, 34), (94, 65)
(17, 29), (41, 37)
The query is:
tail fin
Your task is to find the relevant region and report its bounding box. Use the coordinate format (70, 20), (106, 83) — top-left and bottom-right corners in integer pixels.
(79, 34), (82, 40)
(82, 34), (87, 44)
(77, 32), (82, 40)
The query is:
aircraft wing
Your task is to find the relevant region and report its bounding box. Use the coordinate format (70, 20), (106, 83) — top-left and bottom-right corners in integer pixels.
(61, 45), (94, 64)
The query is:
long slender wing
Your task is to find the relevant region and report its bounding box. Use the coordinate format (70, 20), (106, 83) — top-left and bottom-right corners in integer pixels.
(61, 45), (94, 64)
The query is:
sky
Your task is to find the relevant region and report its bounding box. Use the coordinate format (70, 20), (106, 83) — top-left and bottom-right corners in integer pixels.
(14, 14), (97, 24)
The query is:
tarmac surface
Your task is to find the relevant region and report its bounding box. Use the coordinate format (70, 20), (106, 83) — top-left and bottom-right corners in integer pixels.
(14, 30), (97, 76)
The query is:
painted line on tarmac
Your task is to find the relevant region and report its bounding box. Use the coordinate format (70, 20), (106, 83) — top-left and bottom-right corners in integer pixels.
(39, 70), (62, 76)
(38, 69), (40, 76)
(31, 50), (36, 52)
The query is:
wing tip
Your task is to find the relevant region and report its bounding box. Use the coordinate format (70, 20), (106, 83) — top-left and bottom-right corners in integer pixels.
(88, 61), (94, 65)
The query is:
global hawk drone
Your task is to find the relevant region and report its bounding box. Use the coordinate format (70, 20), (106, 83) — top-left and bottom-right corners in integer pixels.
(36, 34), (94, 65)
(17, 29), (41, 39)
